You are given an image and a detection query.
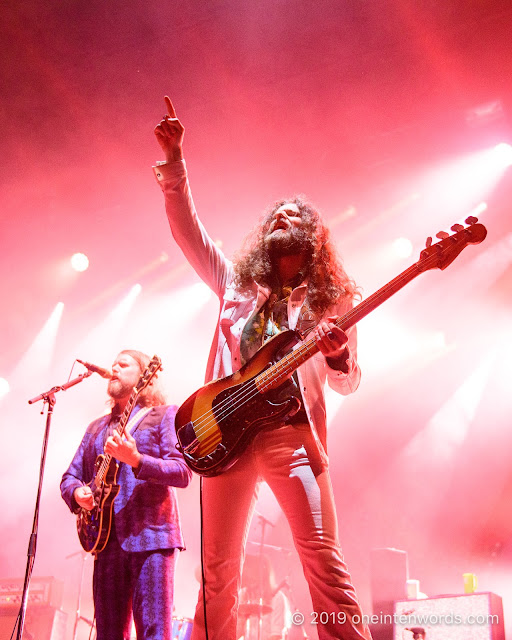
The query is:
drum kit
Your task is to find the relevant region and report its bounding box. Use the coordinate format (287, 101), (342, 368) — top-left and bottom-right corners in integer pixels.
(69, 514), (292, 639)
(237, 601), (274, 640)
(68, 534), (293, 640)
(236, 515), (297, 640)
(187, 537), (294, 640)
(171, 616), (194, 640)
(171, 604), (276, 640)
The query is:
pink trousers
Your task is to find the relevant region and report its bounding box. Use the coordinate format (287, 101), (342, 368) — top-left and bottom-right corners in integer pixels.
(190, 424), (372, 640)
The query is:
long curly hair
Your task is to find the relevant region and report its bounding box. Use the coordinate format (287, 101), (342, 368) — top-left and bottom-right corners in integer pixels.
(233, 195), (359, 316)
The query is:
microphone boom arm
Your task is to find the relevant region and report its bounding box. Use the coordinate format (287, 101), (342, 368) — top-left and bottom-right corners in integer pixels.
(28, 371), (93, 405)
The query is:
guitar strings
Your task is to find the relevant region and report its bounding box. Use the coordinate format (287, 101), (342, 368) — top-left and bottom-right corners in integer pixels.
(187, 231), (472, 445)
(189, 260), (424, 442)
(190, 305), (327, 440)
(95, 402), (133, 481)
(192, 340), (317, 440)
(190, 257), (433, 441)
(95, 363), (160, 479)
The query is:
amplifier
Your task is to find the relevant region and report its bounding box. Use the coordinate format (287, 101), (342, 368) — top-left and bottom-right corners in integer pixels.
(371, 548), (409, 616)
(0, 607), (66, 640)
(0, 577), (63, 609)
(394, 592), (504, 640)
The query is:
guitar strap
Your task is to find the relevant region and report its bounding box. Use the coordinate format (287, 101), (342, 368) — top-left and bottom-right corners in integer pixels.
(126, 406), (152, 435)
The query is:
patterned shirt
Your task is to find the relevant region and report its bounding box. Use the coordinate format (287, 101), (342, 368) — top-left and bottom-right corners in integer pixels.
(240, 284), (312, 425)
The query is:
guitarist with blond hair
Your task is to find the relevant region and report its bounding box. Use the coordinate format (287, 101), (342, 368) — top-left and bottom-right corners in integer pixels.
(61, 349), (192, 640)
(154, 99), (372, 640)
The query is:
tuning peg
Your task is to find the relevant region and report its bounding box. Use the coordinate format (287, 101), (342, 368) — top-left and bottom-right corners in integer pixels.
(436, 231), (449, 239)
(465, 216), (478, 225)
(451, 224), (464, 232)
(425, 237), (432, 247)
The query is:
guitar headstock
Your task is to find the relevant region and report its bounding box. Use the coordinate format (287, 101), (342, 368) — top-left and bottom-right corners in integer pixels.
(418, 216), (487, 272)
(135, 355), (163, 393)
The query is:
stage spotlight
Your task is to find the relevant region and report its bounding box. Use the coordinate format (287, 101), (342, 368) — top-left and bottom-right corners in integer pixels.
(392, 237), (414, 259)
(430, 331), (446, 351)
(492, 142), (512, 169)
(107, 284), (142, 325)
(72, 285), (144, 361)
(326, 386), (346, 428)
(0, 378), (10, 398)
(70, 252), (89, 272)
(405, 353), (494, 463)
(11, 302), (65, 382)
(468, 202), (488, 217)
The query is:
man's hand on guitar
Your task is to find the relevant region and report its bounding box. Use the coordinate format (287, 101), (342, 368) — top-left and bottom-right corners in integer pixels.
(105, 431), (141, 469)
(312, 317), (349, 359)
(74, 485), (95, 511)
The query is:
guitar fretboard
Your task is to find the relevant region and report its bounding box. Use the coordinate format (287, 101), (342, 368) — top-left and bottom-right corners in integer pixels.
(94, 388), (139, 485)
(255, 260), (427, 392)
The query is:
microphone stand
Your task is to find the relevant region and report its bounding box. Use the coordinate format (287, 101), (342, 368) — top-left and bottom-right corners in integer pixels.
(66, 550), (95, 640)
(255, 513), (274, 640)
(14, 371), (93, 640)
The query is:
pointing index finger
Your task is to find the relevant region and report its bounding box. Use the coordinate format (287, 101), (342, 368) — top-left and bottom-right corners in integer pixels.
(165, 96), (177, 118)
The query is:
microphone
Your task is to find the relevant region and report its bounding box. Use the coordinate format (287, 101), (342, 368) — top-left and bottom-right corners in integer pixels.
(77, 359), (112, 379)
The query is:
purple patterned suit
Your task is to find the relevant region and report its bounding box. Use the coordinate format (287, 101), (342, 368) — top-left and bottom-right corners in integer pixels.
(61, 404), (192, 640)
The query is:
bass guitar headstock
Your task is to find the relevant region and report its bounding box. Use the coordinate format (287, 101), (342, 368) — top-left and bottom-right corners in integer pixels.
(418, 216), (487, 272)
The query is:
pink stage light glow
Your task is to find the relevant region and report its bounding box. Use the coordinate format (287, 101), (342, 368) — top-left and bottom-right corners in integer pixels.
(70, 252), (90, 272)
(0, 378), (10, 398)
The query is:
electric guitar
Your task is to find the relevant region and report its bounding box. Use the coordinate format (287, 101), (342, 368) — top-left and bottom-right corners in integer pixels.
(76, 355), (162, 554)
(175, 218), (487, 477)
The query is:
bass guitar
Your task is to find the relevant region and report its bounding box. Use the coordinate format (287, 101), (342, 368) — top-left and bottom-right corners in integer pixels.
(175, 218), (487, 477)
(76, 355), (162, 553)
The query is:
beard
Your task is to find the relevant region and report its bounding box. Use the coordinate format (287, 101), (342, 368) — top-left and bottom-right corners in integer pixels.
(107, 378), (132, 401)
(265, 225), (314, 259)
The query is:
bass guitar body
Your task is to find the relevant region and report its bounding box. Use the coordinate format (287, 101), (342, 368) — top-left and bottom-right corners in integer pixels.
(175, 330), (302, 477)
(175, 218), (488, 478)
(77, 456), (120, 554)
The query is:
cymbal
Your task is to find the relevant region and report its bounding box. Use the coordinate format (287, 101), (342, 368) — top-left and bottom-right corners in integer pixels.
(238, 603), (272, 618)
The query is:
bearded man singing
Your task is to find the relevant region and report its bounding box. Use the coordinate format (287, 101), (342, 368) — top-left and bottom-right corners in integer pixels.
(61, 350), (191, 640)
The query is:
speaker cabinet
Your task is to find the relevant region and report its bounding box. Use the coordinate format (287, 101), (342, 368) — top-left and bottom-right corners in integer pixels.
(369, 622), (394, 640)
(0, 607), (67, 640)
(394, 592), (504, 640)
(371, 548), (409, 616)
